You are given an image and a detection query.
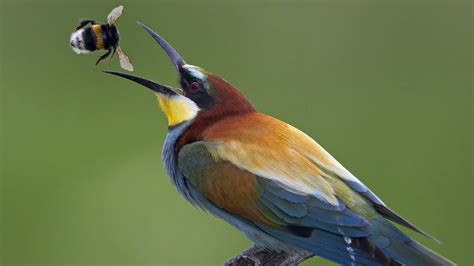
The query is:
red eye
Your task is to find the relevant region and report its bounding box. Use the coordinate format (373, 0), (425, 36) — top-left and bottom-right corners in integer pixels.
(189, 80), (201, 93)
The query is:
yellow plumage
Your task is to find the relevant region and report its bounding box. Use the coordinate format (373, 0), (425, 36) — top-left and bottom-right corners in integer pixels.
(157, 94), (199, 127)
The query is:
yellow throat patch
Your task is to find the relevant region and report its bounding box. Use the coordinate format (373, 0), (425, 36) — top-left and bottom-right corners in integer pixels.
(157, 94), (200, 127)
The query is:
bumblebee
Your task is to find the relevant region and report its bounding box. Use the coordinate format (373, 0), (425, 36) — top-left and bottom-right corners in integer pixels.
(70, 5), (133, 71)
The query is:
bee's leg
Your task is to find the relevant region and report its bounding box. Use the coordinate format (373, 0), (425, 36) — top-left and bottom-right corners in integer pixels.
(75, 19), (97, 30)
(109, 47), (117, 61)
(95, 49), (112, 66)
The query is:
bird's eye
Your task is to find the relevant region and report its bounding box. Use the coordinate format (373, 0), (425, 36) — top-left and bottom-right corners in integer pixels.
(189, 80), (201, 93)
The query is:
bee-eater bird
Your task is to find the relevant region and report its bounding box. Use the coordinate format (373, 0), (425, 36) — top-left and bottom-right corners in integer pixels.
(105, 22), (453, 266)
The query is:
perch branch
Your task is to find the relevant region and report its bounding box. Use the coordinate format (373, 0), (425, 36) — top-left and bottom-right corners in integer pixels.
(224, 245), (313, 266)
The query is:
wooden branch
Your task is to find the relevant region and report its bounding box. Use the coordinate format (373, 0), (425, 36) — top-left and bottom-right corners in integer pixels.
(224, 245), (313, 266)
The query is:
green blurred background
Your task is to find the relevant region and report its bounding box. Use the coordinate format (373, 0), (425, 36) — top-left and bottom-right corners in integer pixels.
(1, 0), (472, 265)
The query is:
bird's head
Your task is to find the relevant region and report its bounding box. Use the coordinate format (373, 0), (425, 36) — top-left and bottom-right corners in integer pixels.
(105, 22), (255, 127)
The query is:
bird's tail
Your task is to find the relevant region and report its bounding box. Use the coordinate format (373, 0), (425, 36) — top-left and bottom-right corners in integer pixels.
(372, 217), (455, 265)
(257, 215), (454, 265)
(382, 239), (454, 265)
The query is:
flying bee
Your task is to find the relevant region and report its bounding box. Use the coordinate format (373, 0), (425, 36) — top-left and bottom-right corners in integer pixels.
(70, 5), (133, 71)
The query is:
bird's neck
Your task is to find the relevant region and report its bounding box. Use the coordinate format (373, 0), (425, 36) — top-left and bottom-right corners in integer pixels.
(162, 120), (196, 202)
(175, 109), (255, 152)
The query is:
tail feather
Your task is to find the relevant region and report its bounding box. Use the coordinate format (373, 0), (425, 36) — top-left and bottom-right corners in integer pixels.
(370, 217), (454, 265)
(383, 240), (454, 266)
(374, 204), (441, 243)
(258, 224), (398, 265)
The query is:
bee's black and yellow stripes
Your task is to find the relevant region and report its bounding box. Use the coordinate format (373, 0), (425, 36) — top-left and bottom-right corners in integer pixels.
(72, 23), (119, 54)
(92, 24), (104, 50)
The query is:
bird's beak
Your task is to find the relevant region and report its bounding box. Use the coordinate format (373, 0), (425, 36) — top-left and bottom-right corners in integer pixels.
(137, 21), (186, 71)
(103, 70), (178, 95)
(104, 21), (187, 96)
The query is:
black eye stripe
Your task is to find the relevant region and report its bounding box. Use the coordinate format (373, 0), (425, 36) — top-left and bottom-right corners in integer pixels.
(178, 77), (213, 109)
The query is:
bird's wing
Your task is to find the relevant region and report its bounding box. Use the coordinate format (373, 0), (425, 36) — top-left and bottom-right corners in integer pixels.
(179, 141), (374, 234)
(178, 141), (396, 265)
(197, 112), (434, 240)
(198, 112), (378, 207)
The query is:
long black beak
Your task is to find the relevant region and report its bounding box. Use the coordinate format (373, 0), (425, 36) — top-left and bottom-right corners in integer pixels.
(104, 22), (187, 95)
(137, 21), (186, 71)
(103, 71), (177, 95)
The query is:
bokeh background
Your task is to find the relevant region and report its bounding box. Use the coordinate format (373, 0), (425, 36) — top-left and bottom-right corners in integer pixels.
(1, 0), (472, 265)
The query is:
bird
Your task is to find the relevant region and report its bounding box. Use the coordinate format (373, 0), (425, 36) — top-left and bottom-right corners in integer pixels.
(104, 22), (454, 265)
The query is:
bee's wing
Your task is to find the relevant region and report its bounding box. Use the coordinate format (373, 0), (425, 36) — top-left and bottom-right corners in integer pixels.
(107, 5), (124, 25)
(116, 46), (134, 71)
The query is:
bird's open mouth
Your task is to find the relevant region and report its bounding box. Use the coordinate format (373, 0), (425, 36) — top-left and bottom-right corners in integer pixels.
(104, 21), (187, 96)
